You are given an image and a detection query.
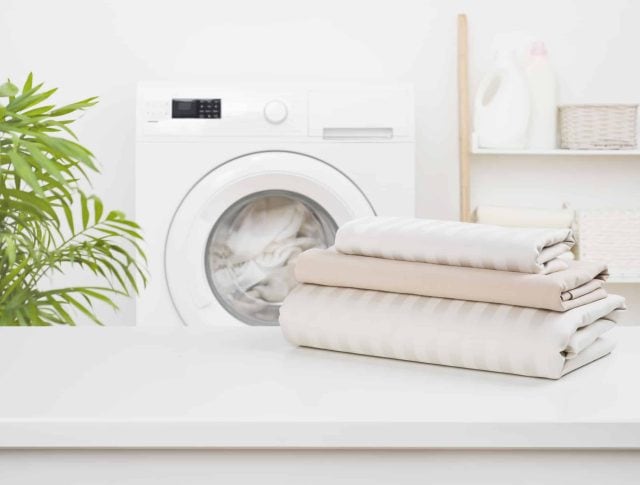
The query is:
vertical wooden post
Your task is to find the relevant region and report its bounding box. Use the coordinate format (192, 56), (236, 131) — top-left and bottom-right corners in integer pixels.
(457, 14), (471, 222)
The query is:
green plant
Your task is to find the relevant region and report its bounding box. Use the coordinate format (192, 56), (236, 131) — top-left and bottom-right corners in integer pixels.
(0, 74), (146, 325)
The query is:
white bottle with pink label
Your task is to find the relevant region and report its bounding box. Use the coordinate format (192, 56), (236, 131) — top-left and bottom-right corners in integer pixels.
(525, 41), (557, 149)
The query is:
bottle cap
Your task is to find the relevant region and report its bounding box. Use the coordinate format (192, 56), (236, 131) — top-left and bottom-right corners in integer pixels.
(530, 41), (548, 56)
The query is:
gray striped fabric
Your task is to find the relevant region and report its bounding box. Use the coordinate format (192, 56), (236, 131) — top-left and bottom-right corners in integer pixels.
(279, 286), (625, 379)
(335, 216), (575, 274)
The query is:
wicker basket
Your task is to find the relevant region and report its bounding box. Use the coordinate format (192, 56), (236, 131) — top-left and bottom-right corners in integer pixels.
(577, 209), (640, 281)
(559, 104), (638, 150)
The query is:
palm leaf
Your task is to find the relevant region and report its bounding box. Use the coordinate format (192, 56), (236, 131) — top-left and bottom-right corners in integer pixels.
(0, 74), (147, 326)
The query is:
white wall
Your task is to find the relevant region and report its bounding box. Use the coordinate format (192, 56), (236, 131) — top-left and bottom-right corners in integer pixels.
(3, 0), (639, 325)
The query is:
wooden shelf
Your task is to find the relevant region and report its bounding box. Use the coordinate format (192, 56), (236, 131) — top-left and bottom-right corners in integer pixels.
(472, 148), (640, 156)
(457, 17), (640, 222)
(471, 135), (640, 156)
(456, 16), (639, 286)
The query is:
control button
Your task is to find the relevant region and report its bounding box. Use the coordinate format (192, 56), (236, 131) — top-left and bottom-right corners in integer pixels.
(263, 100), (288, 124)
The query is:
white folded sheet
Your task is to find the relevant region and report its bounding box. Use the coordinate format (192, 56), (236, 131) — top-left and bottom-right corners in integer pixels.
(279, 285), (625, 379)
(335, 216), (575, 274)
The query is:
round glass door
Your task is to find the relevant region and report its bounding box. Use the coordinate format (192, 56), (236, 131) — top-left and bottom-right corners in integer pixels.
(164, 150), (375, 327)
(204, 190), (337, 326)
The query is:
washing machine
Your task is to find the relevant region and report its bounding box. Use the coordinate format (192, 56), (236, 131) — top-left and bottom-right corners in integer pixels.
(135, 83), (415, 327)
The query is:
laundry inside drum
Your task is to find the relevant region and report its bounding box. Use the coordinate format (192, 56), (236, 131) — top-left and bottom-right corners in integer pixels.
(205, 190), (337, 326)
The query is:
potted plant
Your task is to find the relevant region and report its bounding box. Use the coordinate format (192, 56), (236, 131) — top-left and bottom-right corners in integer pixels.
(0, 74), (146, 325)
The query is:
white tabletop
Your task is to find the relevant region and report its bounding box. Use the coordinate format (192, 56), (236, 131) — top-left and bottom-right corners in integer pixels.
(0, 326), (638, 449)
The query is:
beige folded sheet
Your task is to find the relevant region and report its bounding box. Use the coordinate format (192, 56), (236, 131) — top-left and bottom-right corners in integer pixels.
(280, 285), (626, 379)
(295, 248), (609, 312)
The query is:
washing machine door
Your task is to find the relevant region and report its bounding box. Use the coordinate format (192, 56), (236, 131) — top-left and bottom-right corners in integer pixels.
(165, 151), (375, 327)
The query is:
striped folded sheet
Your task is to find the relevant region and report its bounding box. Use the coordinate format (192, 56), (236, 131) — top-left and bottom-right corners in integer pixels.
(279, 285), (626, 379)
(295, 248), (608, 312)
(280, 216), (626, 378)
(335, 216), (575, 274)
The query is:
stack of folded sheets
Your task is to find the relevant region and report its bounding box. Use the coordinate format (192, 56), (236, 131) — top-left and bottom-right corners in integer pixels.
(279, 217), (627, 379)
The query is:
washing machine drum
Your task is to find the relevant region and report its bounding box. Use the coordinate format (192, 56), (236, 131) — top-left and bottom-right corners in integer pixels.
(165, 151), (375, 327)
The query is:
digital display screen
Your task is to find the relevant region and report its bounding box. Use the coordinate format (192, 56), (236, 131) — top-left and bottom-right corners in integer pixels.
(177, 101), (194, 111)
(172, 99), (221, 119)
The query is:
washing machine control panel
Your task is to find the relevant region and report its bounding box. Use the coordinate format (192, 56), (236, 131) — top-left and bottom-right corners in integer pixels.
(172, 98), (221, 119)
(140, 85), (413, 139)
(141, 90), (306, 136)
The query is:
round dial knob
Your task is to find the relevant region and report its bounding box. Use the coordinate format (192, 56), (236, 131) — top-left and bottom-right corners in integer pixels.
(263, 100), (288, 124)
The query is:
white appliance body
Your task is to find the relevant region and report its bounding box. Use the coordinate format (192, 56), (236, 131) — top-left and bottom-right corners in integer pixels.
(136, 83), (415, 327)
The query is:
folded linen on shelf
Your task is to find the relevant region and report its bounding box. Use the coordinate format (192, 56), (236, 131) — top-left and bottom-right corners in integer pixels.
(279, 285), (626, 379)
(335, 216), (575, 274)
(295, 248), (608, 311)
(475, 205), (575, 229)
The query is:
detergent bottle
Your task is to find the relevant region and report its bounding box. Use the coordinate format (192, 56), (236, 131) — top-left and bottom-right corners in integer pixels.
(525, 41), (557, 149)
(474, 48), (530, 149)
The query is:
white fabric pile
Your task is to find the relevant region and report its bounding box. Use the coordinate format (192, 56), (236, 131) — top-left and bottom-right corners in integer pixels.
(207, 197), (325, 321)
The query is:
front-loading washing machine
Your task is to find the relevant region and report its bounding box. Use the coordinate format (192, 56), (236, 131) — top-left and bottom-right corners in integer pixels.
(135, 83), (415, 327)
